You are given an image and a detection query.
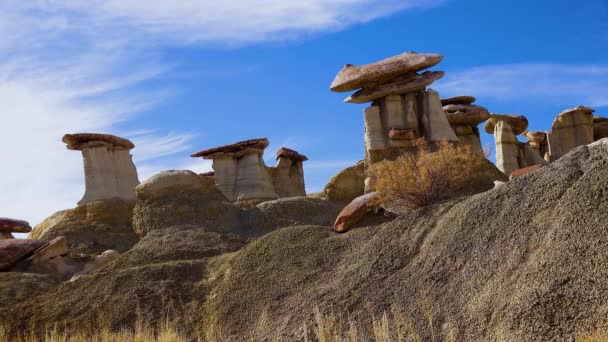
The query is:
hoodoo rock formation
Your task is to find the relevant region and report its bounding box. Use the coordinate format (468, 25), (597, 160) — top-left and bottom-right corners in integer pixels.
(547, 106), (595, 161)
(191, 138), (307, 203)
(484, 114), (547, 176)
(330, 52), (491, 193)
(63, 133), (140, 205)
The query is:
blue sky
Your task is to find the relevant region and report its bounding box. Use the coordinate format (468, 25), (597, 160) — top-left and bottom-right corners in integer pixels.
(1, 0), (607, 227)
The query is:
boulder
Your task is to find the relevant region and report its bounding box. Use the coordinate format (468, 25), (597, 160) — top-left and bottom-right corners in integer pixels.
(30, 199), (139, 256)
(330, 52), (444, 92)
(0, 218), (32, 234)
(441, 95), (476, 106)
(334, 192), (380, 233)
(485, 114), (529, 135)
(0, 239), (48, 271)
(444, 104), (490, 126)
(345, 71), (444, 104)
(321, 161), (365, 203)
(509, 164), (544, 179)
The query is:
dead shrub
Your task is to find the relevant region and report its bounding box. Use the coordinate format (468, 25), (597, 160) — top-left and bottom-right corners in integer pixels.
(370, 138), (484, 208)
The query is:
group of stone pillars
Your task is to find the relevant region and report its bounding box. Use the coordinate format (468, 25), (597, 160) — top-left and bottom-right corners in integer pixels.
(190, 138), (307, 202)
(330, 52), (492, 192)
(63, 134), (308, 207)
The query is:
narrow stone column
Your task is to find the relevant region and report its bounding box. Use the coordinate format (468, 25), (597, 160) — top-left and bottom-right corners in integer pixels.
(485, 114), (528, 176)
(63, 133), (139, 205)
(273, 148), (307, 198)
(420, 89), (459, 142)
(191, 138), (278, 203)
(403, 93), (420, 137)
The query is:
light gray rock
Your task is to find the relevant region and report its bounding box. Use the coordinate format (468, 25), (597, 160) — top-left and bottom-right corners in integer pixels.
(494, 121), (520, 176)
(548, 106), (595, 160)
(420, 89), (459, 142)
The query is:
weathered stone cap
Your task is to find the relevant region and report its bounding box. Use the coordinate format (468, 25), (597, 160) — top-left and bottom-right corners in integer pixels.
(484, 114), (529, 135)
(63, 133), (135, 150)
(444, 104), (490, 126)
(345, 71), (444, 104)
(594, 116), (608, 123)
(523, 131), (547, 144)
(441, 96), (476, 106)
(0, 218), (32, 233)
(191, 138), (269, 158)
(330, 52), (444, 92)
(276, 147), (308, 162)
(557, 106), (595, 117)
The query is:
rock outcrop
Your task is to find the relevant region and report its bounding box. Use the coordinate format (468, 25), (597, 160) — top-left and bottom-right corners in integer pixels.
(547, 106), (595, 160)
(594, 116), (608, 140)
(63, 133), (140, 205)
(192, 139), (308, 204)
(331, 52), (462, 193)
(320, 161), (365, 203)
(30, 199), (139, 256)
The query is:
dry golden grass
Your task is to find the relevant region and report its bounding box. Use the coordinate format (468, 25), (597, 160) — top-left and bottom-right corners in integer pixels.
(370, 139), (484, 208)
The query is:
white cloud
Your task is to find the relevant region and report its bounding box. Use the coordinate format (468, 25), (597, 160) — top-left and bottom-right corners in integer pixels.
(436, 63), (608, 108)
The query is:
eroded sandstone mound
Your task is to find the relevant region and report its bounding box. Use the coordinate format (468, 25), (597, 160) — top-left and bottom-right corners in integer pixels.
(2, 141), (608, 341)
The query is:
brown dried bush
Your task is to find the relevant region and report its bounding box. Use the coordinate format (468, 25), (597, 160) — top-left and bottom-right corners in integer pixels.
(370, 138), (485, 208)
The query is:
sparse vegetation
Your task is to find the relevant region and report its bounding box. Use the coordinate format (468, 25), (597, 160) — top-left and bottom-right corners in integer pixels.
(370, 139), (485, 208)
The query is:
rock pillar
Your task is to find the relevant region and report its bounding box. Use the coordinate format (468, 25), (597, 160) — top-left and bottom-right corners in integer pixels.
(549, 106), (595, 159)
(443, 98), (490, 157)
(63, 133), (139, 205)
(235, 151), (277, 201)
(273, 148), (307, 198)
(420, 89), (459, 142)
(485, 114), (529, 176)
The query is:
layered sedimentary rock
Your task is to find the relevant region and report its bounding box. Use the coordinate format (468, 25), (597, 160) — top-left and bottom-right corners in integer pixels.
(272, 148), (307, 198)
(523, 130), (550, 161)
(63, 133), (140, 205)
(443, 98), (490, 156)
(331, 52), (460, 193)
(191, 138), (307, 203)
(547, 106), (595, 160)
(485, 114), (532, 175)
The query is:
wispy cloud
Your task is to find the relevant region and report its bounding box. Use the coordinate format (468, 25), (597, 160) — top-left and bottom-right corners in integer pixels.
(436, 63), (608, 108)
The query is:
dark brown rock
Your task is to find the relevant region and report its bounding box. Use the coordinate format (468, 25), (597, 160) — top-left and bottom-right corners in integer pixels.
(330, 52), (444, 92)
(485, 114), (529, 135)
(191, 138), (269, 158)
(345, 71), (444, 104)
(62, 133), (135, 150)
(0, 239), (48, 271)
(0, 218), (31, 233)
(441, 96), (476, 106)
(276, 147), (308, 162)
(594, 117), (608, 140)
(444, 104), (490, 126)
(334, 192), (380, 233)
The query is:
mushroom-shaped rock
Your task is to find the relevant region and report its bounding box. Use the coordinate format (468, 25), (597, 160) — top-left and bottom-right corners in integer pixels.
(276, 147), (308, 162)
(62, 133), (135, 150)
(509, 164), (544, 179)
(330, 52), (444, 92)
(523, 131), (547, 145)
(0, 218), (32, 234)
(0, 239), (48, 271)
(191, 138), (269, 159)
(334, 192), (380, 233)
(444, 104), (490, 126)
(345, 71), (445, 104)
(64, 133), (140, 205)
(441, 96), (476, 106)
(484, 114), (529, 135)
(549, 106), (595, 159)
(594, 117), (608, 140)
